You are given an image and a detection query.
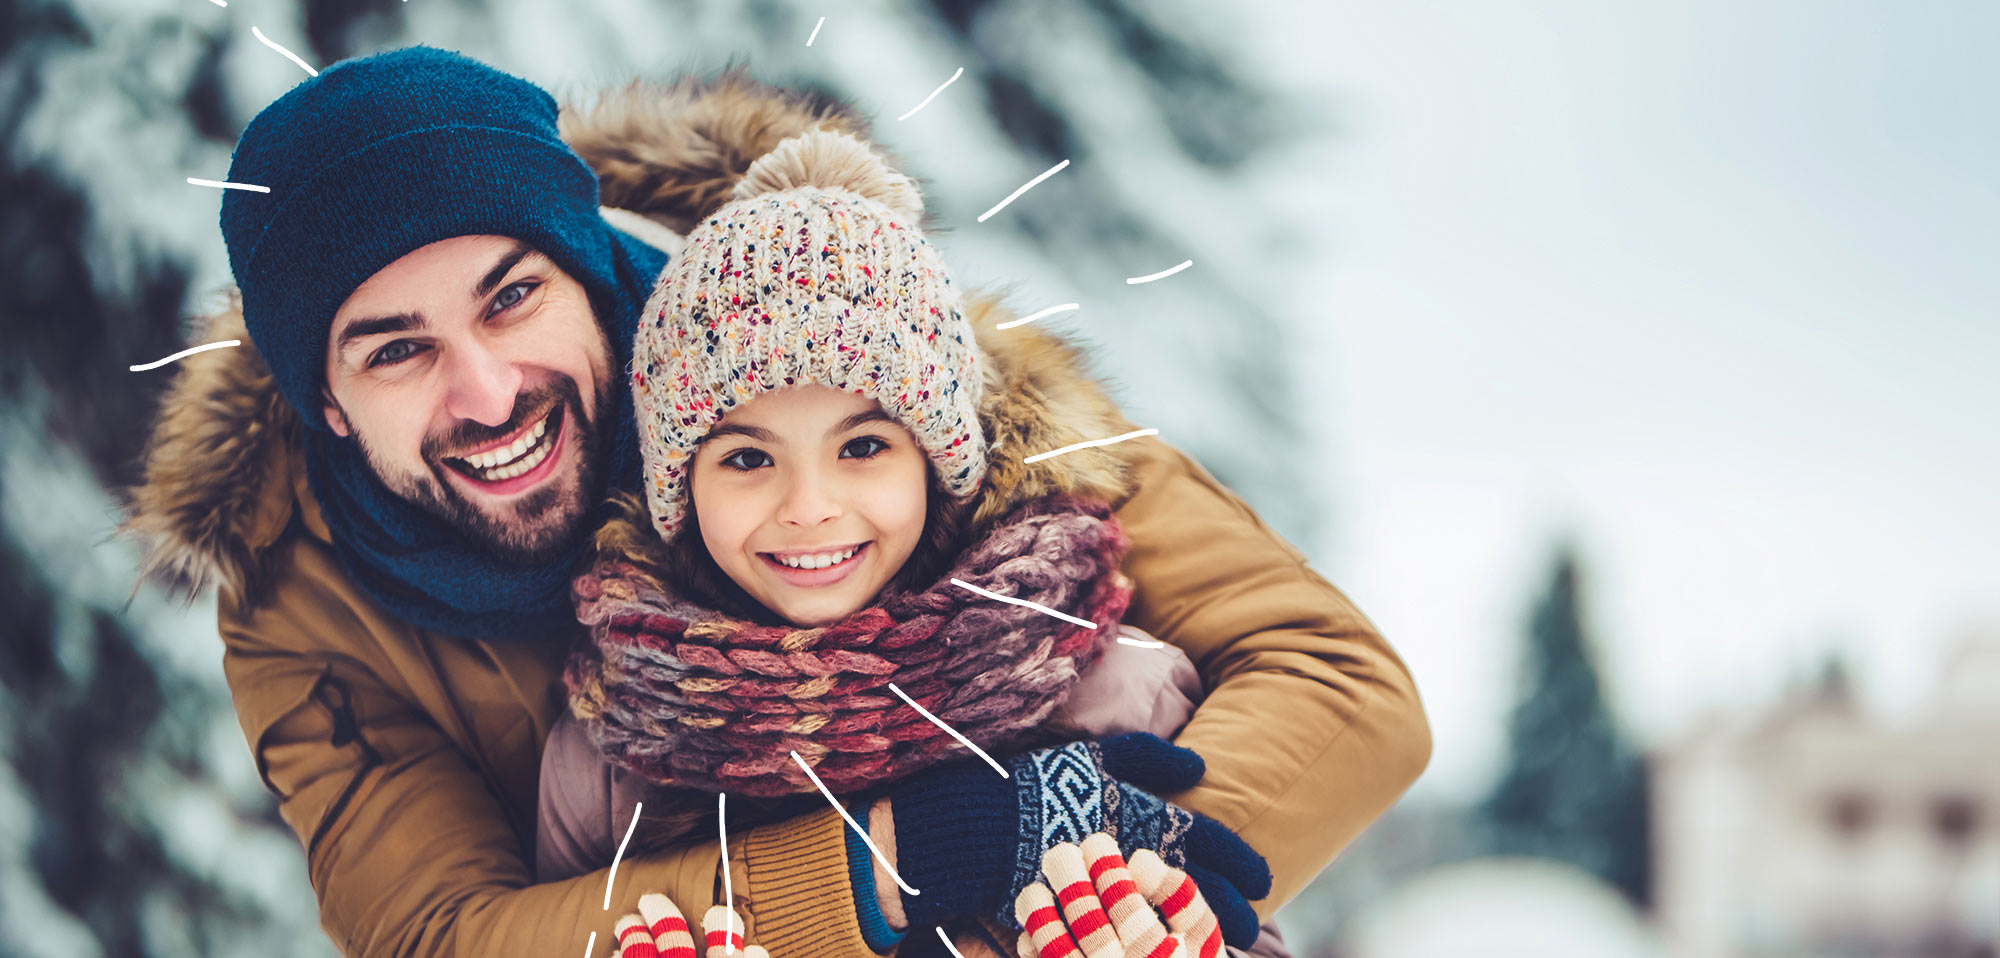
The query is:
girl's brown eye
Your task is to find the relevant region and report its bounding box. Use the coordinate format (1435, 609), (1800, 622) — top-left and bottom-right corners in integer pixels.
(842, 436), (890, 459)
(720, 448), (772, 471)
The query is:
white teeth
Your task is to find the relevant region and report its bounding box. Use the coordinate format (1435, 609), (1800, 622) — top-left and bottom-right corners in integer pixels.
(775, 546), (859, 570)
(461, 416), (556, 482)
(460, 412), (557, 476)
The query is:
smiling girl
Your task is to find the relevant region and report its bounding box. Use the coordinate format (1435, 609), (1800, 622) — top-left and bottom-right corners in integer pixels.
(536, 127), (1255, 949)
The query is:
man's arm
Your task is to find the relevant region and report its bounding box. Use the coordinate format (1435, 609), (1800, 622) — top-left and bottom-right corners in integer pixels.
(219, 541), (877, 958)
(1112, 438), (1433, 914)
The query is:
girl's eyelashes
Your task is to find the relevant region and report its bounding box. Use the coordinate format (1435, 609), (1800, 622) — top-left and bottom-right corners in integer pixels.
(841, 435), (891, 459)
(718, 447), (774, 472)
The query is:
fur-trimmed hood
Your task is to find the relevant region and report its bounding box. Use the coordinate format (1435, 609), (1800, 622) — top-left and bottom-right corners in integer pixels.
(126, 70), (1139, 603)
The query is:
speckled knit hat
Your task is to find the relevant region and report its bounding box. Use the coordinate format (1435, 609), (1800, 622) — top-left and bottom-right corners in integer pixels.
(631, 129), (988, 539)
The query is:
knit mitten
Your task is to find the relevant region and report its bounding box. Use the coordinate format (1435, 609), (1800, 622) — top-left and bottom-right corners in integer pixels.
(889, 732), (1271, 947)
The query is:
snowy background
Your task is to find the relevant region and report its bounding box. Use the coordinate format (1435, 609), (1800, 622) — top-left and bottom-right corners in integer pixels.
(4, 0), (1997, 955)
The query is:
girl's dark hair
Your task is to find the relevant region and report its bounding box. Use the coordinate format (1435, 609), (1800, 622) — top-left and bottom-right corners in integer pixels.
(627, 461), (975, 626)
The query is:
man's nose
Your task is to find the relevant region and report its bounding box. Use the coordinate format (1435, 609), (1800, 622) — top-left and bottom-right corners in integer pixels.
(776, 467), (842, 529)
(440, 342), (523, 427)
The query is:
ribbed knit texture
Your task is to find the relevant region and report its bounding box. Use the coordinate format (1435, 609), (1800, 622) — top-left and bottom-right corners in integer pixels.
(740, 806), (876, 958)
(844, 802), (906, 953)
(630, 129), (987, 540)
(219, 45), (668, 641)
(566, 495), (1130, 799)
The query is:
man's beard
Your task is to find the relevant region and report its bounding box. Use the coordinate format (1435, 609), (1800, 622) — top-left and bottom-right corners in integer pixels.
(353, 377), (610, 565)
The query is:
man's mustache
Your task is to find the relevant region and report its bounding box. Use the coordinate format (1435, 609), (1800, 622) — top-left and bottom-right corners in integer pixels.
(421, 381), (581, 462)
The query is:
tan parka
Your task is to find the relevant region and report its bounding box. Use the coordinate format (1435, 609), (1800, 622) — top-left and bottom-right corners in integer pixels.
(124, 72), (1431, 958)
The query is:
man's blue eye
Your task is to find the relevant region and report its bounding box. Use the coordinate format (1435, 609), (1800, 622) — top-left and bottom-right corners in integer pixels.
(493, 282), (535, 312)
(369, 340), (424, 367)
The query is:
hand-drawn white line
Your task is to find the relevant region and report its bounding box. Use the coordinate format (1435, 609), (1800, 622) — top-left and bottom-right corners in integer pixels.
(1022, 428), (1159, 464)
(207, 0), (226, 7)
(582, 931), (596, 958)
(806, 16), (825, 46)
(977, 159), (1069, 223)
(186, 178), (269, 193)
(790, 751), (920, 896)
(603, 800), (643, 911)
(129, 340), (241, 372)
(950, 578), (1096, 629)
(718, 792), (735, 954)
(935, 927), (971, 958)
(898, 67), (964, 121)
(1126, 260), (1193, 285)
(1117, 636), (1166, 649)
(996, 302), (1079, 330)
(887, 682), (1008, 777)
(252, 26), (318, 77)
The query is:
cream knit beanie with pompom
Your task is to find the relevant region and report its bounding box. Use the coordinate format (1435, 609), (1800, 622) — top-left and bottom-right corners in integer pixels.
(630, 128), (988, 541)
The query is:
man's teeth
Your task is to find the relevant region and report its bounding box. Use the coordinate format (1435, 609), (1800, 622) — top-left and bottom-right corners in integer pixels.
(774, 546), (860, 570)
(462, 418), (551, 481)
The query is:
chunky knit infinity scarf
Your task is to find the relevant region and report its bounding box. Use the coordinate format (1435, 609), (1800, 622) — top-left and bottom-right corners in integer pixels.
(565, 494), (1132, 798)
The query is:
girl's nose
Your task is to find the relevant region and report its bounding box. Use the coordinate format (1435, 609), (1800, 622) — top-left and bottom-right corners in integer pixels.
(776, 469), (841, 528)
(440, 342), (523, 427)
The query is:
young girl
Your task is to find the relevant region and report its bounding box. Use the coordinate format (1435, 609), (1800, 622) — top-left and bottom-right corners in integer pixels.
(538, 128), (1230, 950)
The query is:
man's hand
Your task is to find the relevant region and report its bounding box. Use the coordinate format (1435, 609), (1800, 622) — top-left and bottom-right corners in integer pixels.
(611, 893), (773, 958)
(1014, 834), (1224, 958)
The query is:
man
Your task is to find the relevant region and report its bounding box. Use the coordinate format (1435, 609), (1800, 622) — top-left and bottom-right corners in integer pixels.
(126, 47), (1430, 958)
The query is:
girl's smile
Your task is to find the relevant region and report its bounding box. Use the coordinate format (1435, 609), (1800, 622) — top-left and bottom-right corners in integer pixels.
(758, 540), (873, 587)
(689, 385), (929, 627)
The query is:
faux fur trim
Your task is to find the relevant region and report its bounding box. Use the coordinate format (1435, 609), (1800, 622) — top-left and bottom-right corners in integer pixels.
(123, 297), (299, 601)
(559, 69), (878, 235)
(127, 72), (1137, 599)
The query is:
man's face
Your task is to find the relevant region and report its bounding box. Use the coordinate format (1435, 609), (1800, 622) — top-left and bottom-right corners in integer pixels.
(322, 235), (613, 562)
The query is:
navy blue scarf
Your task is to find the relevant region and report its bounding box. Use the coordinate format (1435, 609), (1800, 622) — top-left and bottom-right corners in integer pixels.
(302, 231), (667, 643)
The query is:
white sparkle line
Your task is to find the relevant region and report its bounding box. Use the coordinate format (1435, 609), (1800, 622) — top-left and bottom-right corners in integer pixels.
(789, 751), (920, 897)
(582, 932), (596, 958)
(252, 26), (318, 77)
(935, 927), (971, 958)
(1126, 260), (1193, 285)
(950, 578), (1097, 629)
(186, 178), (268, 193)
(603, 800), (643, 911)
(207, 0), (226, 6)
(996, 303), (1079, 330)
(1022, 428), (1160, 464)
(806, 16), (825, 45)
(898, 67), (964, 121)
(977, 159), (1069, 223)
(719, 792), (734, 954)
(1117, 636), (1166, 649)
(129, 340), (241, 372)
(888, 683), (1008, 777)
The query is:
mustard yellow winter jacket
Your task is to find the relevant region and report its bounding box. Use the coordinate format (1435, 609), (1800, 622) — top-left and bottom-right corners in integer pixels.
(125, 73), (1430, 958)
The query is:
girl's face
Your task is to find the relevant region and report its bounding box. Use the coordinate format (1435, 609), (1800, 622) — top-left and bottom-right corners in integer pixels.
(689, 385), (930, 627)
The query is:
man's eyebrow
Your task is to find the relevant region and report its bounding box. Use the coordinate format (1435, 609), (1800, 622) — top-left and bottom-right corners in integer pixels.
(335, 312), (424, 352)
(474, 242), (537, 298)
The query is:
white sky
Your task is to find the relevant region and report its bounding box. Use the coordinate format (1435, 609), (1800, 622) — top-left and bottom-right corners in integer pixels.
(1226, 1), (2000, 798)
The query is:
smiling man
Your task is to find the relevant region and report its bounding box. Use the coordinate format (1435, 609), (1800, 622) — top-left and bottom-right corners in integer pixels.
(126, 46), (1431, 958)
(322, 237), (612, 562)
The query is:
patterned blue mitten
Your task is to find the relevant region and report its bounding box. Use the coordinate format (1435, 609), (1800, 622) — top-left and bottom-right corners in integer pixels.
(889, 732), (1272, 947)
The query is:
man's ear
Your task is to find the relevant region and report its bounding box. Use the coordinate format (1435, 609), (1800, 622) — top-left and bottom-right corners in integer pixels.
(322, 390), (351, 437)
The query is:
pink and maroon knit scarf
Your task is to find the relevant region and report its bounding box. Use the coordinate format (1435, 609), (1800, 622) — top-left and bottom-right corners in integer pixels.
(564, 494), (1132, 798)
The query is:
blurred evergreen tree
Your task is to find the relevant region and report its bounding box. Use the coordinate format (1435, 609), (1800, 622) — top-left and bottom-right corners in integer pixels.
(1480, 544), (1652, 907)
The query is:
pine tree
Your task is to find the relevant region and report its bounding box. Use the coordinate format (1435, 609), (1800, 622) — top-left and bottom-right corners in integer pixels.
(1480, 544), (1652, 906)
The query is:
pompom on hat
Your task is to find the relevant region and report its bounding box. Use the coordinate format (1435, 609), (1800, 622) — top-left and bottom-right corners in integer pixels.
(631, 129), (987, 540)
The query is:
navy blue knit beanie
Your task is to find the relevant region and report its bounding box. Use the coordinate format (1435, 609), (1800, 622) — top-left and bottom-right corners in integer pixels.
(221, 44), (645, 422)
(217, 45), (668, 643)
